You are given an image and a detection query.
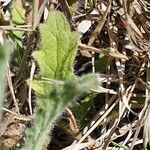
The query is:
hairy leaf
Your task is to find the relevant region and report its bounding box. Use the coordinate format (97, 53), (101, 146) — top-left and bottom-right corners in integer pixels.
(24, 74), (98, 150)
(33, 11), (79, 80)
(11, 0), (25, 25)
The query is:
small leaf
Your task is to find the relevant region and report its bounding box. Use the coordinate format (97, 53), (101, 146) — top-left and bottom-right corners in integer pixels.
(30, 79), (53, 96)
(33, 11), (79, 80)
(11, 0), (25, 25)
(95, 54), (107, 73)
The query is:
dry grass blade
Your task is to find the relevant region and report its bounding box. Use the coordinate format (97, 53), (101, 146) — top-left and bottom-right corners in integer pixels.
(6, 66), (20, 114)
(62, 141), (95, 150)
(77, 98), (119, 144)
(33, 0), (47, 29)
(79, 43), (129, 60)
(90, 94), (117, 126)
(130, 106), (147, 150)
(87, 0), (112, 46)
(102, 118), (119, 149)
(0, 113), (15, 137)
(143, 59), (150, 149)
(65, 107), (80, 137)
(107, 16), (134, 116)
(0, 26), (33, 31)
(143, 106), (150, 149)
(2, 108), (33, 121)
(113, 121), (136, 140)
(129, 60), (148, 149)
(33, 0), (40, 28)
(28, 61), (36, 115)
(58, 0), (72, 21)
(80, 0), (112, 57)
(116, 58), (135, 115)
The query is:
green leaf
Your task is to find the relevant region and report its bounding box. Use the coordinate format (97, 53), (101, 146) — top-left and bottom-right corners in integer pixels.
(9, 31), (23, 47)
(11, 0), (25, 25)
(111, 141), (128, 150)
(95, 54), (107, 73)
(0, 144), (5, 150)
(24, 74), (98, 150)
(0, 40), (14, 121)
(33, 11), (79, 80)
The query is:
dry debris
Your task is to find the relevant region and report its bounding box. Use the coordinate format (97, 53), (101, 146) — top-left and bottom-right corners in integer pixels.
(0, 0), (150, 149)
